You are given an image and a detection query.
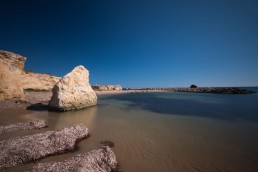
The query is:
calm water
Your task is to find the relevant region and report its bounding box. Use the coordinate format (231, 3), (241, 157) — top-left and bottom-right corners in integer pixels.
(1, 90), (258, 172)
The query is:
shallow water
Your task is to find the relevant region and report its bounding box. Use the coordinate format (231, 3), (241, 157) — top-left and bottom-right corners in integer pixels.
(1, 91), (258, 172)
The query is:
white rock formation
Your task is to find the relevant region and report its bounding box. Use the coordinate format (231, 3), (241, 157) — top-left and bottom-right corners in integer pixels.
(48, 65), (97, 111)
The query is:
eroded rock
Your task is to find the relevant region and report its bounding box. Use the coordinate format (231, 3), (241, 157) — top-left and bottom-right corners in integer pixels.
(0, 50), (26, 100)
(48, 65), (97, 111)
(22, 72), (61, 91)
(0, 124), (88, 169)
(28, 146), (117, 172)
(0, 120), (46, 134)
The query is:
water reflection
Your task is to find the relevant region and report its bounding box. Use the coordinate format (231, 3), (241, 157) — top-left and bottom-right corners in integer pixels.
(47, 106), (98, 130)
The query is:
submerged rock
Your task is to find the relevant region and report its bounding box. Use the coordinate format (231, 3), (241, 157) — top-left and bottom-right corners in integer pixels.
(48, 65), (97, 111)
(0, 120), (46, 134)
(28, 146), (117, 172)
(0, 124), (88, 169)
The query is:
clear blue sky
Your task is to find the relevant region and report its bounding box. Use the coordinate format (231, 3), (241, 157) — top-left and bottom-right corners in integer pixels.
(1, 0), (258, 87)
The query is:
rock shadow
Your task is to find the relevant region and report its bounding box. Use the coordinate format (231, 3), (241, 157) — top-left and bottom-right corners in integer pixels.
(26, 103), (48, 111)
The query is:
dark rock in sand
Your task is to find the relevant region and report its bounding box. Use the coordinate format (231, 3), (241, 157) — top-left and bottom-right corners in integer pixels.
(28, 146), (117, 172)
(0, 120), (46, 134)
(0, 124), (88, 169)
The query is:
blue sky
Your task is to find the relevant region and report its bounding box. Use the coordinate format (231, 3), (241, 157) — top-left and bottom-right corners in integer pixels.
(0, 0), (258, 87)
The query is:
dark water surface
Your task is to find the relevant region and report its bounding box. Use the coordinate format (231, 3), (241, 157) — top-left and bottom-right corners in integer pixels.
(1, 91), (258, 172)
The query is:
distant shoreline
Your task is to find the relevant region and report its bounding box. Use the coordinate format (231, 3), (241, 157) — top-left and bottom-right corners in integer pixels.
(123, 87), (256, 94)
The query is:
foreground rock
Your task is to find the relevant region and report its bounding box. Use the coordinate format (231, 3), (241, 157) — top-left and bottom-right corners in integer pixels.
(0, 120), (46, 134)
(0, 50), (26, 100)
(49, 65), (97, 111)
(0, 124), (88, 169)
(28, 146), (117, 172)
(92, 85), (122, 91)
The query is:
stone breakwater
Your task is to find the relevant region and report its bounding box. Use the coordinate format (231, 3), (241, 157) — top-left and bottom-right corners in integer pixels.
(0, 120), (47, 134)
(28, 146), (117, 172)
(125, 87), (256, 94)
(0, 124), (88, 169)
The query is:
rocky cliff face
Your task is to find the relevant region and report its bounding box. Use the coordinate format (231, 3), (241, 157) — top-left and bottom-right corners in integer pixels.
(0, 50), (61, 100)
(92, 85), (122, 91)
(0, 50), (26, 100)
(49, 65), (97, 111)
(22, 72), (61, 91)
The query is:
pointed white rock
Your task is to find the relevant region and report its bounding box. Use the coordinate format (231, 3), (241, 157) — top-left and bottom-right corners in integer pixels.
(49, 65), (97, 111)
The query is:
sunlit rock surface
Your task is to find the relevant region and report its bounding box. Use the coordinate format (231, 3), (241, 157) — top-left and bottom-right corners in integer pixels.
(0, 50), (26, 100)
(92, 85), (122, 91)
(49, 65), (97, 111)
(22, 72), (61, 91)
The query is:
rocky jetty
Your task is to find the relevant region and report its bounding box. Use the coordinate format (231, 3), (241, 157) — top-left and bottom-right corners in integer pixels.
(172, 87), (256, 94)
(28, 146), (117, 172)
(0, 124), (88, 169)
(125, 87), (255, 94)
(49, 65), (97, 111)
(92, 85), (122, 91)
(0, 50), (26, 100)
(0, 120), (46, 134)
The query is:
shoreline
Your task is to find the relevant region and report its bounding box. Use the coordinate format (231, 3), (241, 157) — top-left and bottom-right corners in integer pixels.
(0, 87), (256, 110)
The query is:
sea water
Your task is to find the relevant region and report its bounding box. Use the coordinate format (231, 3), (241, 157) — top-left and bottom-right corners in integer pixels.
(1, 90), (258, 172)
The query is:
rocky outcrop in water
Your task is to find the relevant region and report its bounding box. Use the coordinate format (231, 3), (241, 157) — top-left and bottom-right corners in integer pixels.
(28, 146), (117, 172)
(0, 124), (88, 169)
(0, 120), (46, 134)
(0, 50), (26, 100)
(92, 85), (122, 91)
(49, 65), (97, 111)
